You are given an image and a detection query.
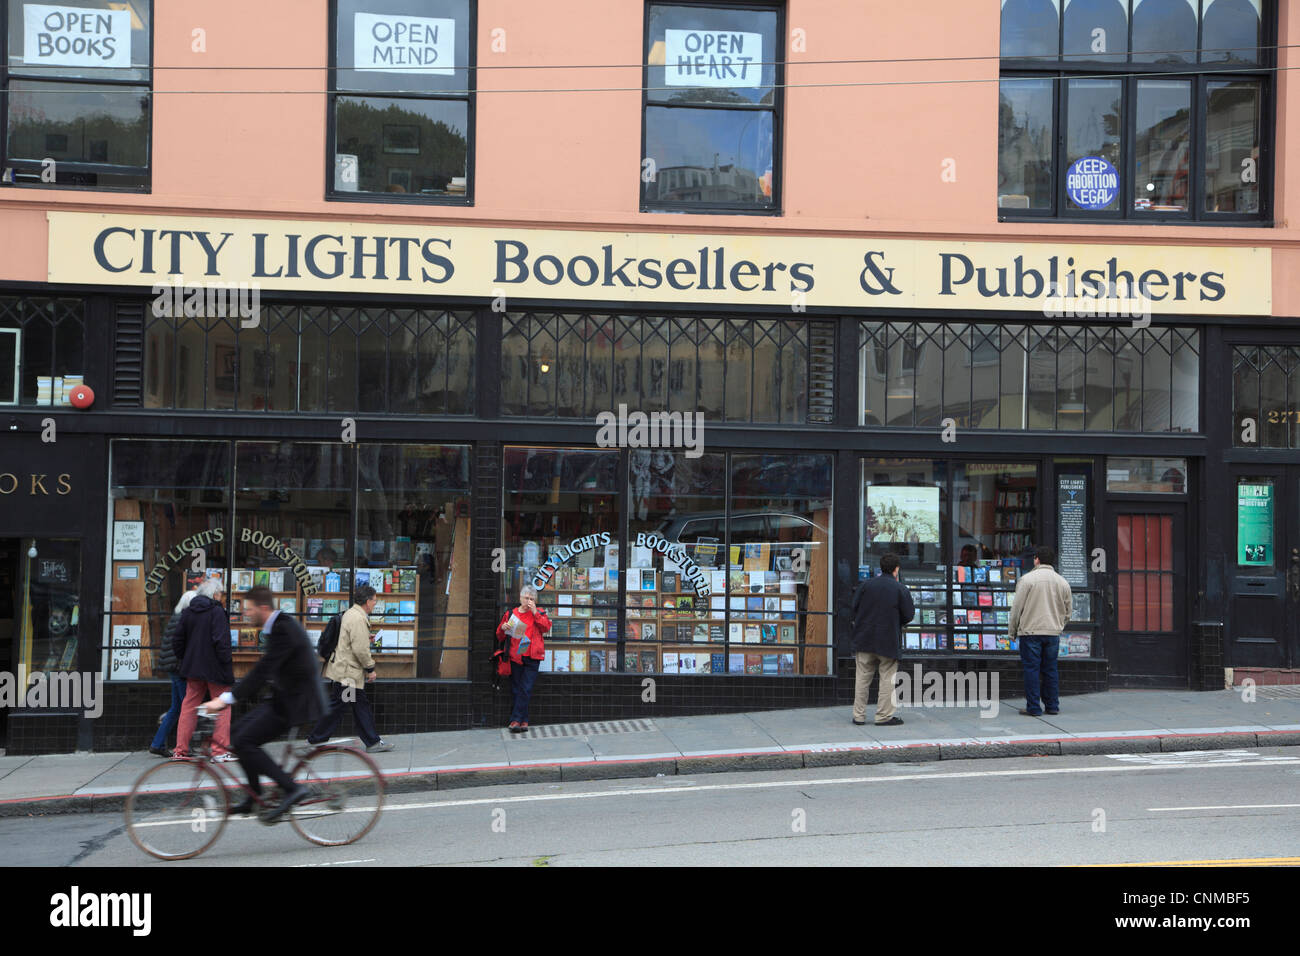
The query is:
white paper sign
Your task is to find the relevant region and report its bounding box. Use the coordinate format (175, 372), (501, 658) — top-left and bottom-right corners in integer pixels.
(112, 520), (144, 560)
(24, 4), (131, 69)
(109, 624), (141, 681)
(664, 29), (762, 87)
(354, 12), (455, 74)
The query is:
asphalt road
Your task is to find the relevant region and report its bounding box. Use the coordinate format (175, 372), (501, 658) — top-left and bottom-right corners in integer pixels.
(4, 747), (1300, 867)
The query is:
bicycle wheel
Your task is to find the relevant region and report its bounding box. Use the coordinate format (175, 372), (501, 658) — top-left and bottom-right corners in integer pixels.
(125, 760), (230, 861)
(289, 746), (384, 847)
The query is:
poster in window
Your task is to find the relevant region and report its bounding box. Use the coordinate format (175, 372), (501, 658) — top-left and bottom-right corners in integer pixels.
(1237, 482), (1273, 566)
(353, 13), (455, 75)
(865, 486), (940, 544)
(663, 29), (762, 88)
(23, 3), (132, 70)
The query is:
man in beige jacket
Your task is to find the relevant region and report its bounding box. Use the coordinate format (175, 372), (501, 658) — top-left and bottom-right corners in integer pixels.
(307, 585), (394, 753)
(1008, 546), (1072, 718)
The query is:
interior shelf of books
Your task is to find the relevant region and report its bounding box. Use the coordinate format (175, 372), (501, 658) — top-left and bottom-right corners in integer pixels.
(521, 537), (830, 676)
(895, 561), (1092, 657)
(227, 563), (421, 679)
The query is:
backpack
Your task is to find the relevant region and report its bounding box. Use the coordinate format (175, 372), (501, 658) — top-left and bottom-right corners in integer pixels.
(316, 613), (343, 663)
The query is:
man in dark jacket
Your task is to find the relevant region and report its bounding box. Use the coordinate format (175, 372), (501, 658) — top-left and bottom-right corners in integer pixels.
(850, 553), (915, 727)
(204, 586), (328, 822)
(171, 579), (234, 759)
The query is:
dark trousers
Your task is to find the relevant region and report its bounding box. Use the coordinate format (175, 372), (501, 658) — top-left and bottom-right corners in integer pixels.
(510, 658), (541, 723)
(309, 680), (380, 747)
(231, 703), (296, 795)
(1019, 634), (1061, 716)
(150, 673), (187, 750)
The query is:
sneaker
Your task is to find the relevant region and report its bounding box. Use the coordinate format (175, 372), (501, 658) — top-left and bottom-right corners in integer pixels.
(519, 722), (529, 731)
(366, 740), (395, 754)
(213, 752), (238, 762)
(148, 746), (171, 758)
(507, 721), (520, 731)
(875, 716), (904, 726)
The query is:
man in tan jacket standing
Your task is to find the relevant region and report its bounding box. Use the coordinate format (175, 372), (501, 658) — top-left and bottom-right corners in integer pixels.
(307, 585), (394, 753)
(1008, 546), (1072, 718)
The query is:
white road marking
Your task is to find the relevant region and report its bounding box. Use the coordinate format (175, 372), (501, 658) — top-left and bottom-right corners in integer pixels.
(1108, 749), (1298, 765)
(291, 858), (376, 866)
(1147, 803), (1300, 812)
(375, 755), (1300, 813)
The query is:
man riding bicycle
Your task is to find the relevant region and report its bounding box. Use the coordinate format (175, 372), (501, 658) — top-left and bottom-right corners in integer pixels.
(204, 585), (328, 822)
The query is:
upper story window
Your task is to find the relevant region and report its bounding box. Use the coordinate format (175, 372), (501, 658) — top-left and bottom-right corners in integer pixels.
(329, 0), (474, 203)
(2, 0), (152, 190)
(0, 295), (85, 405)
(642, 1), (782, 214)
(998, 0), (1270, 223)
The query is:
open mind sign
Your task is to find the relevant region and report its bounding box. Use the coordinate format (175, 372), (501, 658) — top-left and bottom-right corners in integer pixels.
(353, 12), (455, 74)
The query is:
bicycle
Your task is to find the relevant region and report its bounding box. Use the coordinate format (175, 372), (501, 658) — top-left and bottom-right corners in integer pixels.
(124, 711), (385, 861)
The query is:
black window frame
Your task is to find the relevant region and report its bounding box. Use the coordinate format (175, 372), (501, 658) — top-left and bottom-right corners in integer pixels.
(0, 0), (153, 192)
(998, 0), (1275, 225)
(640, 0), (785, 216)
(326, 0), (477, 206)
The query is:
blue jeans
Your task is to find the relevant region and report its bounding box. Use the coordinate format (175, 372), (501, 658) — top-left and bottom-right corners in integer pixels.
(1019, 634), (1060, 716)
(510, 658), (541, 724)
(150, 673), (187, 750)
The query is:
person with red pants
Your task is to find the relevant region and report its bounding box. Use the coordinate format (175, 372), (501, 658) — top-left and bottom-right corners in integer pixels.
(496, 584), (550, 733)
(171, 578), (235, 760)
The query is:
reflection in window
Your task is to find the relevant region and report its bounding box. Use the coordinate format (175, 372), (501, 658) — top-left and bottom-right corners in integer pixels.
(1000, 0), (1059, 58)
(1132, 0), (1198, 63)
(1065, 78), (1123, 213)
(142, 304), (475, 414)
(1064, 0), (1128, 63)
(998, 78), (1053, 209)
(1202, 0), (1262, 62)
(1134, 79), (1190, 211)
(502, 312), (829, 424)
(3, 0), (152, 190)
(1204, 80), (1260, 213)
(643, 2), (780, 211)
(1233, 346), (1300, 448)
(860, 321), (1200, 433)
(330, 0), (473, 201)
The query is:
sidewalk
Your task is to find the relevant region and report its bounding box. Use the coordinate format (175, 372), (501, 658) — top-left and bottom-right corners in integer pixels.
(3, 689), (1300, 817)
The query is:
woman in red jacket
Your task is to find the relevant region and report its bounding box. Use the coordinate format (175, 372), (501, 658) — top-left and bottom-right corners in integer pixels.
(496, 584), (551, 732)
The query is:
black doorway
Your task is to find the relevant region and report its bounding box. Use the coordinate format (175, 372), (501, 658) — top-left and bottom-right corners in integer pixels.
(0, 539), (19, 748)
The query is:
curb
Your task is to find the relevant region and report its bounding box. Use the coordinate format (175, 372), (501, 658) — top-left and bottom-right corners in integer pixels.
(2, 729), (1297, 817)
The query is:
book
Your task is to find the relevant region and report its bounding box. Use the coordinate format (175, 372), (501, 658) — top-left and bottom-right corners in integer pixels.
(279, 598), (297, 614)
(662, 653), (679, 674)
(322, 599), (340, 615)
(762, 654), (779, 675)
(590, 649), (606, 673)
(399, 568), (416, 592)
(662, 571), (679, 592)
(605, 620), (618, 642)
(640, 569), (657, 592)
(779, 624), (796, 644)
(745, 653), (763, 674)
(777, 653), (795, 675)
(235, 570), (254, 592)
(640, 650), (657, 673)
(538, 651), (553, 673)
(551, 650), (571, 673)
(626, 621), (642, 642)
(570, 649), (589, 673)
(566, 620), (586, 639)
(399, 600), (415, 623)
(550, 619), (568, 639)
(676, 624), (693, 643)
(307, 597), (324, 620)
(761, 624), (777, 644)
(641, 622), (657, 641)
(711, 652), (725, 674)
(254, 570), (270, 588)
(744, 625), (760, 644)
(589, 620), (607, 641)
(709, 624), (724, 642)
(623, 652), (638, 673)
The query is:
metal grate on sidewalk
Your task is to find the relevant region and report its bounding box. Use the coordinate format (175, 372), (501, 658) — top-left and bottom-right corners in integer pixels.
(1254, 685), (1300, 699)
(507, 719), (656, 740)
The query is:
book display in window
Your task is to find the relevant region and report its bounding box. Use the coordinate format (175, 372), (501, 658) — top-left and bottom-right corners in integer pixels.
(900, 561), (1022, 654)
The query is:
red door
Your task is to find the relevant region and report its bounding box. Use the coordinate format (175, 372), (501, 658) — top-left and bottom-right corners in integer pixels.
(1109, 508), (1187, 686)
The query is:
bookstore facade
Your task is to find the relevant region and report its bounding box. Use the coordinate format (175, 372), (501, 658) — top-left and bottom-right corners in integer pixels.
(0, 212), (1278, 752)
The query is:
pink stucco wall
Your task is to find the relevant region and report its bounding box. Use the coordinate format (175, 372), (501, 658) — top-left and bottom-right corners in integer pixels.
(3, 0), (1299, 312)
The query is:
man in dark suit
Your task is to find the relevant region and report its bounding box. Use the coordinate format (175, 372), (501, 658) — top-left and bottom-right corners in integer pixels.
(850, 553), (915, 727)
(204, 585), (327, 822)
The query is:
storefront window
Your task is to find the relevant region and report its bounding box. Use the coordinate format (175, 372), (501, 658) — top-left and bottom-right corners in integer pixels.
(860, 321), (1200, 433)
(1105, 456), (1187, 493)
(642, 2), (781, 213)
(1233, 346), (1300, 448)
(502, 447), (620, 675)
(3, 0), (153, 190)
(329, 0), (473, 202)
(357, 444), (471, 678)
(106, 440), (230, 679)
(17, 538), (80, 674)
(141, 304), (475, 414)
(0, 296), (85, 406)
(502, 312), (830, 424)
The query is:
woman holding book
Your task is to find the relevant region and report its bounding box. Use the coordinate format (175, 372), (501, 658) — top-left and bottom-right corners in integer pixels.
(496, 584), (551, 733)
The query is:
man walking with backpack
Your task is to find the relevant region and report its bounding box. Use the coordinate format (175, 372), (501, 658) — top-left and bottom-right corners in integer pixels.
(308, 585), (394, 753)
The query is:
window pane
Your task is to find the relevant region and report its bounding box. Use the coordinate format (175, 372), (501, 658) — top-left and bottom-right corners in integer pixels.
(1000, 0), (1060, 58)
(335, 0), (472, 93)
(1063, 0), (1128, 63)
(1201, 0), (1261, 63)
(647, 4), (778, 106)
(1058, 334), (1086, 430)
(1132, 0), (1197, 64)
(1134, 79), (1190, 213)
(1204, 80), (1261, 214)
(1231, 348), (1257, 448)
(334, 96), (468, 197)
(1105, 456), (1187, 493)
(1065, 78), (1122, 213)
(1170, 330), (1198, 432)
(7, 0), (151, 82)
(7, 80), (149, 170)
(643, 106), (774, 207)
(1084, 327), (1114, 430)
(998, 78), (1053, 210)
(1000, 328), (1027, 429)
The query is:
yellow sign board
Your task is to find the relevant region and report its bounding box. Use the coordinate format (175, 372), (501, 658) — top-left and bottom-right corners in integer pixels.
(46, 212), (1272, 315)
